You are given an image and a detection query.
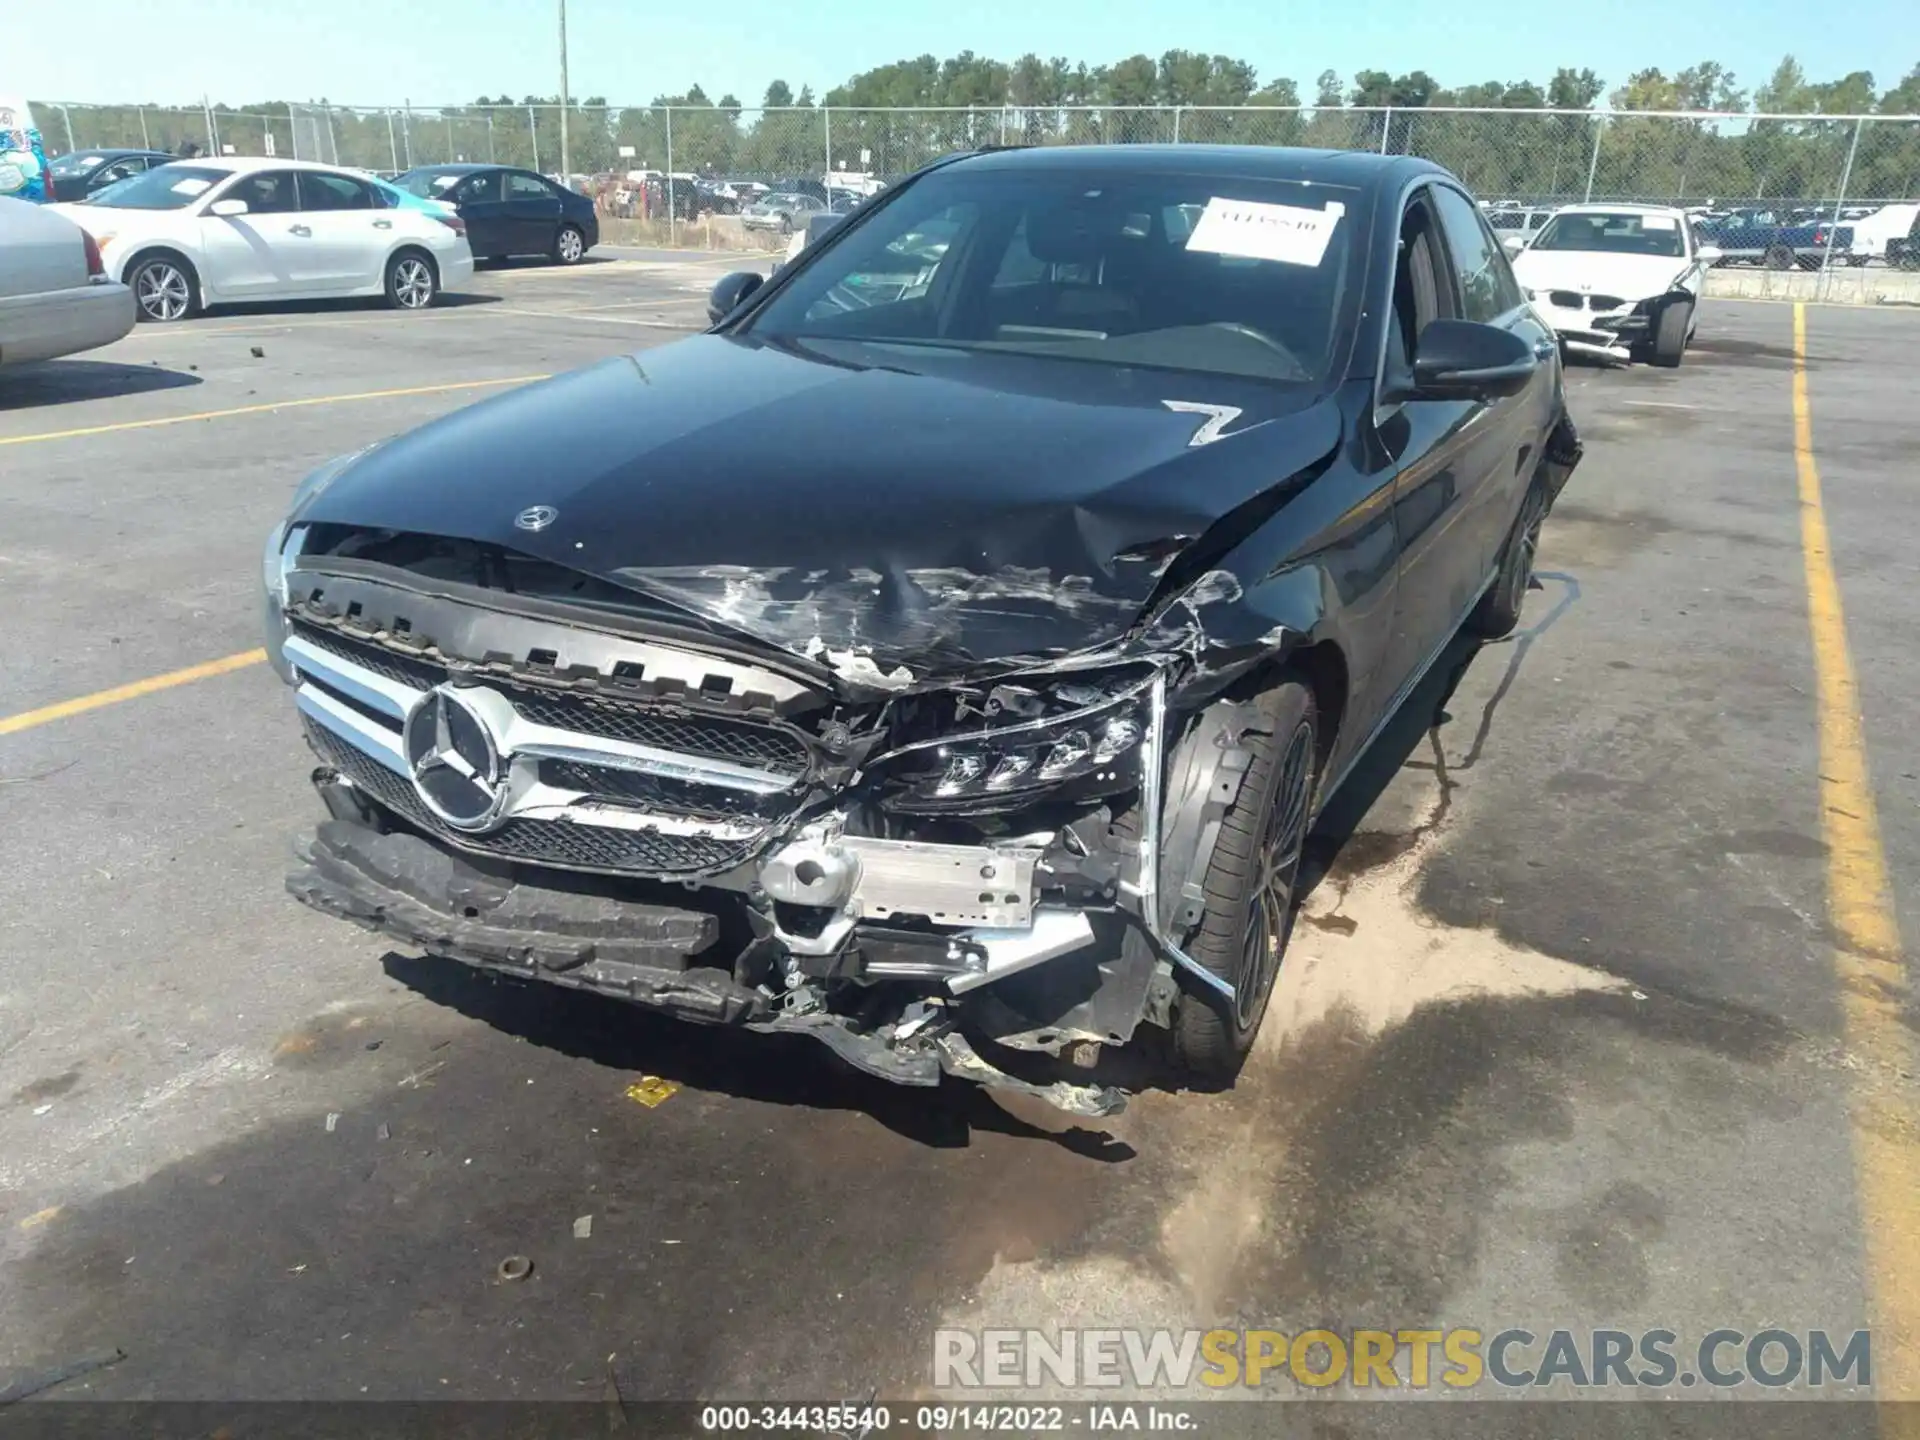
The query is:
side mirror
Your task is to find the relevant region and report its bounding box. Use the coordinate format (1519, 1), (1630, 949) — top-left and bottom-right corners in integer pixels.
(707, 270), (765, 325)
(1501, 233), (1527, 256)
(1396, 319), (1537, 402)
(207, 198), (249, 217)
(1697, 244), (1724, 264)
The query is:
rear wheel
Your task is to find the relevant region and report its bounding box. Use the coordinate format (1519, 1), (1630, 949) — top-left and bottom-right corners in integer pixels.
(128, 253), (197, 323)
(1650, 299), (1690, 369)
(384, 250), (438, 310)
(553, 224), (586, 264)
(1170, 681), (1319, 1079)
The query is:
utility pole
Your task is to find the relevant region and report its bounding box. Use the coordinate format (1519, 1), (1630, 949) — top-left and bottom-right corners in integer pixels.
(557, 0), (571, 181)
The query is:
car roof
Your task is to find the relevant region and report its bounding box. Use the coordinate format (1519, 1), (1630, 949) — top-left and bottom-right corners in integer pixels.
(944, 144), (1446, 192)
(397, 162), (518, 175)
(1547, 202), (1690, 219)
(174, 156), (396, 176)
(61, 147), (172, 161)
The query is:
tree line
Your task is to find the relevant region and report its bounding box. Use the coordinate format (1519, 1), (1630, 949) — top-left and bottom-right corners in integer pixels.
(39, 52), (1920, 202)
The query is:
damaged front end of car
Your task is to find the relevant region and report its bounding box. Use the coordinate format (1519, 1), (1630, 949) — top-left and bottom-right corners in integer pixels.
(270, 522), (1296, 1118)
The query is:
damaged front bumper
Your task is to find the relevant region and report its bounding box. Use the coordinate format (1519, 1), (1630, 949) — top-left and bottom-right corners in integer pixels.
(290, 816), (1127, 1116)
(1530, 296), (1657, 364)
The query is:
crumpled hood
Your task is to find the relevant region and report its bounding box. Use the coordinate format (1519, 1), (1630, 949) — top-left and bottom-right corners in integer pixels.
(300, 334), (1341, 685)
(1511, 249), (1692, 303)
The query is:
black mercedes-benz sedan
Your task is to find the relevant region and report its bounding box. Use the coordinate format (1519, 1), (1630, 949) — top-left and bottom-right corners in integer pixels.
(265, 145), (1580, 1114)
(393, 163), (598, 264)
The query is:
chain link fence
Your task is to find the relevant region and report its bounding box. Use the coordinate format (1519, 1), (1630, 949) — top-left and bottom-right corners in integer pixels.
(34, 100), (1920, 287)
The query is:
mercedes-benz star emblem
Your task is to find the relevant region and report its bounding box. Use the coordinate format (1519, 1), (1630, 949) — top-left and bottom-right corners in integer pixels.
(402, 686), (509, 832)
(514, 505), (559, 532)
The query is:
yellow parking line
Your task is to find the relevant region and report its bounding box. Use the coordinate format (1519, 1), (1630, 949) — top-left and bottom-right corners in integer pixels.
(0, 375), (548, 448)
(0, 650), (266, 737)
(1793, 302), (1920, 1406)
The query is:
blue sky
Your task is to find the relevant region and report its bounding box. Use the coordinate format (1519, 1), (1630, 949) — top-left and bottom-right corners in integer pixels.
(16, 0), (1911, 106)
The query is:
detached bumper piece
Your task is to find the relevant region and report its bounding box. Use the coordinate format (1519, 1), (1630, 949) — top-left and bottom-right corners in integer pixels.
(289, 819), (755, 1020)
(288, 819), (1125, 1116)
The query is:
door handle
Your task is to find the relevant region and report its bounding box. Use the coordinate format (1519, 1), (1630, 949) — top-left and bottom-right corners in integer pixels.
(288, 223), (312, 237)
(373, 219), (393, 229)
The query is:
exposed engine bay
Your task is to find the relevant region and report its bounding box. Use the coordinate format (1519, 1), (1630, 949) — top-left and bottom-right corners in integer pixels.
(271, 527), (1279, 1118)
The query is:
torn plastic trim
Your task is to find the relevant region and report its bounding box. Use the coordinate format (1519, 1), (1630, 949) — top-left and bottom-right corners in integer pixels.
(935, 1031), (1126, 1117)
(1133, 669), (1236, 1008)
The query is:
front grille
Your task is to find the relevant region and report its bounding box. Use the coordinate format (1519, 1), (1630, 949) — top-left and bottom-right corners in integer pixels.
(505, 688), (810, 774)
(1548, 290), (1584, 309)
(304, 719), (764, 877)
(292, 620), (812, 775)
(1589, 294), (1627, 312)
(293, 622), (443, 691)
(537, 757), (767, 821)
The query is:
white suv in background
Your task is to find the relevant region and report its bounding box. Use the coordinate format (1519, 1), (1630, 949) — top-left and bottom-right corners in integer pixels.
(52, 157), (474, 322)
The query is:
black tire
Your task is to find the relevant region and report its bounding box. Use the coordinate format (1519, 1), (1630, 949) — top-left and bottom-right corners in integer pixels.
(553, 224), (586, 265)
(383, 249), (438, 311)
(778, 214), (793, 236)
(126, 251), (199, 323)
(1468, 483), (1549, 640)
(1169, 680), (1320, 1079)
(1650, 299), (1689, 369)
(1764, 243), (1794, 271)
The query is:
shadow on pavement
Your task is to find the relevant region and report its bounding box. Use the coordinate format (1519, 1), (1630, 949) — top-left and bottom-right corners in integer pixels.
(381, 952), (1134, 1161)
(0, 360), (201, 412)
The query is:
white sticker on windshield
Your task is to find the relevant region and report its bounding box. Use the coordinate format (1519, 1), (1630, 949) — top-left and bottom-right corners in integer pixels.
(170, 177), (212, 196)
(1185, 197), (1345, 267)
(1641, 214), (1678, 230)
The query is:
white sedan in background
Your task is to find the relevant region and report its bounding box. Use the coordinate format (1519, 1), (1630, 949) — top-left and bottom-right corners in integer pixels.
(52, 157), (474, 323)
(1506, 204), (1721, 368)
(0, 195), (135, 366)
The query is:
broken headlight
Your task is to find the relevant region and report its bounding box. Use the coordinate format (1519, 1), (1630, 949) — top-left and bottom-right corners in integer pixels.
(873, 665), (1157, 814)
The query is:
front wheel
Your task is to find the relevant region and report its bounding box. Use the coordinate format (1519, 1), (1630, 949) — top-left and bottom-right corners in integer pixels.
(553, 224), (586, 265)
(1650, 298), (1690, 369)
(1170, 681), (1320, 1079)
(384, 251), (438, 311)
(1468, 482), (1549, 640)
(1764, 243), (1794, 271)
(128, 254), (197, 323)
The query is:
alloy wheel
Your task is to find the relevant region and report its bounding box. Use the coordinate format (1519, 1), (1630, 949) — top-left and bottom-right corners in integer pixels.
(1237, 721), (1316, 1030)
(1506, 491), (1546, 616)
(557, 228), (584, 263)
(393, 257), (435, 308)
(136, 262), (190, 321)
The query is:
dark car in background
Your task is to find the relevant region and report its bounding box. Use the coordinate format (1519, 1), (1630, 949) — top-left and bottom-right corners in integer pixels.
(46, 148), (177, 202)
(264, 145), (1579, 1114)
(394, 163), (598, 264)
(1889, 210), (1920, 270)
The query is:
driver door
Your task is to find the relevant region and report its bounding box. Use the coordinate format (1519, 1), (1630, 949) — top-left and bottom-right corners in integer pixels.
(197, 169), (302, 299)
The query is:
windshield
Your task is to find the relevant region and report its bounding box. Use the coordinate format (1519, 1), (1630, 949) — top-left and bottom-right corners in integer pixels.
(744, 167), (1358, 386)
(82, 164), (227, 209)
(1531, 211), (1686, 258)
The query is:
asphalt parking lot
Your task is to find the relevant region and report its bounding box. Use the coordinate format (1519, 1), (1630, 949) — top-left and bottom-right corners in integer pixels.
(1, 255), (1915, 1421)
